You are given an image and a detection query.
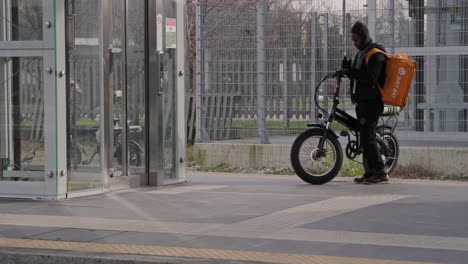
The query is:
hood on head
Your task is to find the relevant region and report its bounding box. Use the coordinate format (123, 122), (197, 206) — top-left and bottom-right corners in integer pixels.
(351, 21), (372, 50)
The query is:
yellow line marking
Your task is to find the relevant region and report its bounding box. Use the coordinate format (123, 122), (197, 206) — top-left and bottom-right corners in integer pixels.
(0, 238), (441, 264)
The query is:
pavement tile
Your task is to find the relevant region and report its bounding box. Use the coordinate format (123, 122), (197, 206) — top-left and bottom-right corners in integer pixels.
(28, 228), (123, 242)
(302, 201), (468, 237)
(0, 225), (62, 239)
(1, 172), (468, 264)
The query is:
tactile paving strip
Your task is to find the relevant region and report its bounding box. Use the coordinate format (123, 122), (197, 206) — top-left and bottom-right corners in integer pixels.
(0, 238), (440, 264)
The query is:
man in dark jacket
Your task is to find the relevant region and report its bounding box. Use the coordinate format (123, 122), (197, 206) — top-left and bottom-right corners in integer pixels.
(342, 21), (389, 184)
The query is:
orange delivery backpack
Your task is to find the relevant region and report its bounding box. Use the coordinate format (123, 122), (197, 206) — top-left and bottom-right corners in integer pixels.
(364, 48), (417, 108)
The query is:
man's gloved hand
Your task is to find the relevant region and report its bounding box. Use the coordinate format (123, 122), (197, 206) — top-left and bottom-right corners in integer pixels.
(341, 56), (352, 70)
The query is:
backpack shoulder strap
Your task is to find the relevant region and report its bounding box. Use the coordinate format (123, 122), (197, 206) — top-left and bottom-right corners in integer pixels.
(364, 48), (387, 64)
(363, 48), (387, 93)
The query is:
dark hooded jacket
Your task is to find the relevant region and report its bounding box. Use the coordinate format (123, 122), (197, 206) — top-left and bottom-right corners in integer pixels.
(348, 21), (387, 103)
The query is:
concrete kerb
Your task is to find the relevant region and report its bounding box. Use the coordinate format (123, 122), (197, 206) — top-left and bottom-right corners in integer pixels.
(193, 142), (468, 175)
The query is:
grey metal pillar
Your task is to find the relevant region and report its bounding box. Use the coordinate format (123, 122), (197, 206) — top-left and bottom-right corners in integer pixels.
(342, 0), (346, 57)
(55, 0), (68, 196)
(100, 0), (111, 185)
(0, 2), (5, 169)
(0, 0), (12, 175)
(256, 0), (269, 144)
(175, 0), (187, 181)
(367, 0), (376, 39)
(323, 13), (329, 110)
(341, 0), (347, 111)
(310, 12), (317, 121)
(147, 0), (164, 186)
(195, 2), (204, 142)
(0, 58), (5, 180)
(425, 0), (437, 132)
(389, 0), (395, 54)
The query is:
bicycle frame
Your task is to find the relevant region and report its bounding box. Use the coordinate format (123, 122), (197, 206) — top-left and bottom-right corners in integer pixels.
(315, 72), (354, 156)
(290, 70), (400, 184)
(313, 71), (399, 160)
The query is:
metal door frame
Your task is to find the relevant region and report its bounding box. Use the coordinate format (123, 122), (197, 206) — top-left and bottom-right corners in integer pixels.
(146, 0), (186, 186)
(101, 0), (145, 192)
(68, 0), (186, 196)
(147, 0), (164, 186)
(0, 0), (67, 199)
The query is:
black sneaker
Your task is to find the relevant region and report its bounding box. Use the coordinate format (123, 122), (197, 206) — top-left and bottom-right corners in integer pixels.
(354, 171), (373, 184)
(364, 172), (389, 185)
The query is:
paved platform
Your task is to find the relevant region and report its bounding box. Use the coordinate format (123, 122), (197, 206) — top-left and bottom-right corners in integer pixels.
(1, 171), (468, 264)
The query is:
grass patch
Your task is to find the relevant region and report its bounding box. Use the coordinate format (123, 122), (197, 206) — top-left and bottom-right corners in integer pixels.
(392, 164), (468, 181)
(338, 160), (364, 177)
(232, 120), (307, 129)
(187, 145), (467, 182)
(190, 164), (296, 175)
(231, 120), (347, 132)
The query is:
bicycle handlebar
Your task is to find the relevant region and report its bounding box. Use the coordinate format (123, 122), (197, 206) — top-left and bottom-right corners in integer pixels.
(314, 69), (400, 119)
(315, 69), (349, 115)
(322, 69), (349, 81)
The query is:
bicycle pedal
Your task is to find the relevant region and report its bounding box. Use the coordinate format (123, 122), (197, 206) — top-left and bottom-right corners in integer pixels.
(340, 130), (349, 137)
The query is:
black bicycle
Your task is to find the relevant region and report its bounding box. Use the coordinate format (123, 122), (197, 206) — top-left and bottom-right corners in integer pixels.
(290, 70), (400, 185)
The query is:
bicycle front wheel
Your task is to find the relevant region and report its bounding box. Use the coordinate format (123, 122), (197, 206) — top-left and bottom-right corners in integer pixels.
(290, 128), (343, 185)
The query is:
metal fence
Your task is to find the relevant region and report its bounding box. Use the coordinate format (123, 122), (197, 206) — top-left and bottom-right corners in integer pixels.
(195, 0), (468, 146)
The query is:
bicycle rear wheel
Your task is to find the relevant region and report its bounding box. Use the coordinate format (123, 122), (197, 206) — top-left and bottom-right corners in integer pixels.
(363, 128), (399, 174)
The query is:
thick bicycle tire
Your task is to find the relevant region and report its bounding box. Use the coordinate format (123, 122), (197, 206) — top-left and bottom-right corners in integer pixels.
(290, 128), (343, 185)
(363, 127), (399, 175)
(129, 144), (142, 167)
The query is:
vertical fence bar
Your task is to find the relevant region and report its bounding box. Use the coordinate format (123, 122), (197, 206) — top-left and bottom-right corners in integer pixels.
(390, 0), (395, 54)
(282, 48), (289, 128)
(310, 12), (317, 122)
(195, 2), (203, 142)
(257, 0), (269, 144)
(367, 0), (376, 39)
(323, 13), (329, 110)
(342, 0), (347, 111)
(425, 0), (437, 132)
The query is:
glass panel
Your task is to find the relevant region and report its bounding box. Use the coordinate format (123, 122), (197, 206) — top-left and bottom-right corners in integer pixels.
(66, 0), (102, 192)
(0, 0), (43, 41)
(108, 0), (126, 177)
(0, 57), (45, 182)
(162, 0), (177, 179)
(127, 0), (145, 175)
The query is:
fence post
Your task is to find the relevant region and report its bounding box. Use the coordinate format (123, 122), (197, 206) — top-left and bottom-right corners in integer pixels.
(310, 12), (317, 122)
(257, 0), (269, 144)
(323, 13), (329, 110)
(341, 0), (347, 111)
(195, 2), (205, 142)
(367, 0), (376, 39)
(390, 0), (395, 54)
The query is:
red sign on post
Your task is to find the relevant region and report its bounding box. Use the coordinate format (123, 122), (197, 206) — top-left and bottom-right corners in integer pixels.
(166, 18), (177, 49)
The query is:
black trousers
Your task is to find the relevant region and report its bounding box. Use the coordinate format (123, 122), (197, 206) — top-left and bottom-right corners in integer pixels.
(355, 100), (385, 172)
